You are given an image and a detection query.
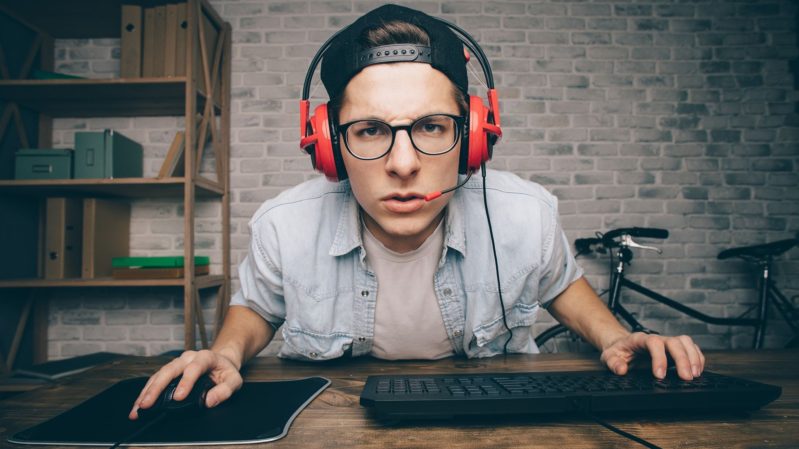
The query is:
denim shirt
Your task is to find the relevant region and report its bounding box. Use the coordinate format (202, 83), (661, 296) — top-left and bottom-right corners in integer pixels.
(230, 169), (584, 360)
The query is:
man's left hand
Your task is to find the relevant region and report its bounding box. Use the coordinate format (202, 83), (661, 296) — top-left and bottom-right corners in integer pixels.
(600, 332), (705, 381)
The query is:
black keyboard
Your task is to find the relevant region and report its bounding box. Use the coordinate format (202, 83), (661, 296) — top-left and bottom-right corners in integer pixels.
(360, 369), (781, 419)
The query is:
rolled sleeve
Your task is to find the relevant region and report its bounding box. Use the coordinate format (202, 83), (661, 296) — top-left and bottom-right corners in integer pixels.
(229, 218), (286, 330)
(538, 213), (584, 310)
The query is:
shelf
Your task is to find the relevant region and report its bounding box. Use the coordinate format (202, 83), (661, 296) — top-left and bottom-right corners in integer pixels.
(0, 177), (223, 198)
(0, 78), (219, 117)
(0, 275), (225, 289)
(0, 0), (232, 353)
(0, 0), (131, 38)
(0, 0), (225, 39)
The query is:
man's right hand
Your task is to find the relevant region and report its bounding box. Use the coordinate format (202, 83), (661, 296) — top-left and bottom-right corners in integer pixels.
(128, 349), (243, 420)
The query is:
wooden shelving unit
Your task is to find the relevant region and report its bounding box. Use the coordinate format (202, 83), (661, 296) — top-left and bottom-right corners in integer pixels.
(0, 275), (225, 288)
(0, 77), (219, 117)
(0, 0), (232, 370)
(0, 177), (223, 198)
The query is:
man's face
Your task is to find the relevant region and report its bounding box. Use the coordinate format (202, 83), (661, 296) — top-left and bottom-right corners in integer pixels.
(338, 63), (462, 253)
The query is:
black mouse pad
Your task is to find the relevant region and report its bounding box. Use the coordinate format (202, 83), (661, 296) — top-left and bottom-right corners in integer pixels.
(9, 376), (330, 446)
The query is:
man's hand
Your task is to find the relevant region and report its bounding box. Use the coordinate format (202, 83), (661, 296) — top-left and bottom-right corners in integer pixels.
(128, 349), (243, 420)
(600, 332), (705, 381)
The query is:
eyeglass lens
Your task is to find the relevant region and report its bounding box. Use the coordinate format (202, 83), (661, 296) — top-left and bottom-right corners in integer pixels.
(344, 114), (459, 159)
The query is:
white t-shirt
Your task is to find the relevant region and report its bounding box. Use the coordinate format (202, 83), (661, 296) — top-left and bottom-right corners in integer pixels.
(363, 218), (454, 360)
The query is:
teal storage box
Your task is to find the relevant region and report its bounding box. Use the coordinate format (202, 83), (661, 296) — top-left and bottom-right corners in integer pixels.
(74, 130), (143, 179)
(14, 149), (73, 179)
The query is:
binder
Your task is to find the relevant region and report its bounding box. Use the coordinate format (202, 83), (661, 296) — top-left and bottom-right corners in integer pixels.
(82, 199), (130, 278)
(112, 256), (210, 268)
(112, 265), (210, 280)
(44, 198), (83, 279)
(120, 4), (142, 78)
(152, 5), (166, 76)
(164, 4), (178, 76)
(175, 3), (187, 76)
(142, 7), (155, 77)
(158, 131), (185, 177)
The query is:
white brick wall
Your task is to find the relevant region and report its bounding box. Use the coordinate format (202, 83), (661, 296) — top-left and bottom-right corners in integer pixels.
(43, 0), (799, 358)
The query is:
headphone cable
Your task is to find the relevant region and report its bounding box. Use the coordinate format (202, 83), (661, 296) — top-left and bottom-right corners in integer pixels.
(481, 164), (513, 354)
(570, 399), (663, 449)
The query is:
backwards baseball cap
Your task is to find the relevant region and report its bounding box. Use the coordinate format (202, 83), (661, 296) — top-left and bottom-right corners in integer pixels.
(320, 4), (468, 100)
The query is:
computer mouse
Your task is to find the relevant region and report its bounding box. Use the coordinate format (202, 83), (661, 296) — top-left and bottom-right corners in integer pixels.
(137, 374), (215, 419)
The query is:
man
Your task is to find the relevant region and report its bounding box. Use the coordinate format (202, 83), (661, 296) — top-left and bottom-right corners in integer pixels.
(130, 4), (704, 418)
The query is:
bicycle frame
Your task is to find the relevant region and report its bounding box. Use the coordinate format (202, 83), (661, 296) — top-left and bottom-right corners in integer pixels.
(607, 247), (797, 349)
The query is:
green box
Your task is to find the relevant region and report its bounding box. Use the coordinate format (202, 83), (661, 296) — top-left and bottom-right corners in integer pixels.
(74, 129), (143, 179)
(112, 256), (210, 268)
(14, 149), (73, 179)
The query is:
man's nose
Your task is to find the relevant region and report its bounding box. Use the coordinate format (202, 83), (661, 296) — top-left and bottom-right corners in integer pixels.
(385, 129), (421, 177)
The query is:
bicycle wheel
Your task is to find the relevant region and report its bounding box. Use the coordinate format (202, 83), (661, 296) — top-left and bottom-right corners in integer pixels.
(535, 324), (586, 354)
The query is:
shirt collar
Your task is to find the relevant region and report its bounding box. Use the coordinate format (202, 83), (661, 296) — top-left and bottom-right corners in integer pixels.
(330, 182), (362, 257)
(444, 188), (466, 257)
(328, 179), (468, 257)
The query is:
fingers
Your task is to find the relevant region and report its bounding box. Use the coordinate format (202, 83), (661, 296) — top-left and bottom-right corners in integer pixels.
(677, 335), (705, 378)
(173, 350), (215, 401)
(206, 374), (242, 408)
(204, 354), (243, 408)
(600, 332), (648, 376)
(129, 350), (203, 420)
(644, 335), (669, 379)
(663, 335), (705, 381)
(664, 337), (694, 380)
(128, 350), (243, 419)
(601, 333), (706, 382)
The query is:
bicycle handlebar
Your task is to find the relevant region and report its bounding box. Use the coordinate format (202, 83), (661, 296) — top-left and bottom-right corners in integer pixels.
(574, 227), (669, 256)
(601, 227), (669, 245)
(575, 237), (602, 255)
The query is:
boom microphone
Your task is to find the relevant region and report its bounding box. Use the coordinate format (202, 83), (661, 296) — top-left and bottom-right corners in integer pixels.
(423, 171), (473, 201)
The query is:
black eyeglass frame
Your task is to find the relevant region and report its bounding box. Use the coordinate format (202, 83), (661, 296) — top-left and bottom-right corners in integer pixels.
(338, 113), (465, 161)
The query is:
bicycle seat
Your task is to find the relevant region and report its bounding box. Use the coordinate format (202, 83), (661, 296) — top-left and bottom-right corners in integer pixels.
(717, 238), (799, 260)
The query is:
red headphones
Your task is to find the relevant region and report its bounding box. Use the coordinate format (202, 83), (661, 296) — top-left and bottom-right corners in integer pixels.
(300, 18), (502, 182)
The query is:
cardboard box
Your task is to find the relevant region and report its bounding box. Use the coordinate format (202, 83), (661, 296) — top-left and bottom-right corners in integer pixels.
(74, 130), (142, 179)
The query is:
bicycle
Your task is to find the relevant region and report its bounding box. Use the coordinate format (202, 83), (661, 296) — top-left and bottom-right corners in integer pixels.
(535, 227), (799, 353)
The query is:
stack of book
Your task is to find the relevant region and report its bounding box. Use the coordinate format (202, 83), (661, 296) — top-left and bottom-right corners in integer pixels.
(111, 256), (210, 279)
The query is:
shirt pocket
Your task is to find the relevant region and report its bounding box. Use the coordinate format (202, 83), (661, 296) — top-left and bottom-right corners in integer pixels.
(280, 281), (353, 361)
(471, 301), (540, 351)
(279, 327), (352, 361)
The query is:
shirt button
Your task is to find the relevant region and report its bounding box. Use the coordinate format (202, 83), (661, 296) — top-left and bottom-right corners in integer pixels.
(453, 329), (463, 337)
(309, 352), (318, 358)
(358, 336), (366, 342)
(361, 290), (369, 297)
(443, 288), (452, 296)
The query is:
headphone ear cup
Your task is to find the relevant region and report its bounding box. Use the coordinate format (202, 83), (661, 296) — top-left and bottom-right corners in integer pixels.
(466, 95), (492, 173)
(328, 110), (348, 181)
(307, 104), (340, 181)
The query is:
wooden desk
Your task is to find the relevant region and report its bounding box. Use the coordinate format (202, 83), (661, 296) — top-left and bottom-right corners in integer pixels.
(0, 350), (796, 448)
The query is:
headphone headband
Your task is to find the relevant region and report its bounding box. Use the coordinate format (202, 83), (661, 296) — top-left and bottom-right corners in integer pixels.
(300, 5), (502, 182)
(301, 15), (495, 102)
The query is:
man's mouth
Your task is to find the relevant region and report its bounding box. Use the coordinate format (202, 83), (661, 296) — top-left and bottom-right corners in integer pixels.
(382, 194), (425, 213)
(392, 195), (420, 202)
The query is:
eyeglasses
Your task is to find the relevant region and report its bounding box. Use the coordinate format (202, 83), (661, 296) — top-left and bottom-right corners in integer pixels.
(339, 113), (464, 160)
